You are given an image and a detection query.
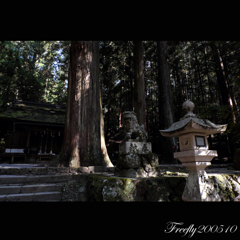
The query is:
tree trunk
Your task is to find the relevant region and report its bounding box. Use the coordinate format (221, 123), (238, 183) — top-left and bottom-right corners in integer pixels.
(219, 45), (238, 115)
(193, 44), (205, 104)
(106, 103), (111, 143)
(157, 41), (177, 164)
(100, 96), (114, 167)
(210, 42), (236, 122)
(57, 41), (102, 167)
(128, 41), (134, 111)
(2, 74), (12, 109)
(211, 42), (230, 105)
(203, 43), (212, 103)
(56, 49), (74, 167)
(210, 41), (236, 161)
(133, 41), (147, 130)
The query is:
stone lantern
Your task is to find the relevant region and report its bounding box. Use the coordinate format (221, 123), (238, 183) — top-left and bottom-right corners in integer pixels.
(160, 100), (227, 201)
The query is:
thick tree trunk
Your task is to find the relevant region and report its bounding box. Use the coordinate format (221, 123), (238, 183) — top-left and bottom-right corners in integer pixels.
(56, 50), (74, 167)
(57, 41), (102, 167)
(133, 41), (147, 130)
(211, 42), (236, 161)
(211, 43), (230, 105)
(211, 42), (236, 122)
(157, 41), (177, 164)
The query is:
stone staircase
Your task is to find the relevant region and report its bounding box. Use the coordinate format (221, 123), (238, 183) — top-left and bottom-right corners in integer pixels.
(0, 164), (115, 202)
(0, 173), (68, 202)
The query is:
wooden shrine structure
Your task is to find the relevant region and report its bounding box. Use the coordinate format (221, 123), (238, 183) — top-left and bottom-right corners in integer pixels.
(0, 100), (65, 163)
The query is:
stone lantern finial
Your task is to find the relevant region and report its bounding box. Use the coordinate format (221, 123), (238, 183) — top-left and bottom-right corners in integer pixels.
(181, 99), (196, 120)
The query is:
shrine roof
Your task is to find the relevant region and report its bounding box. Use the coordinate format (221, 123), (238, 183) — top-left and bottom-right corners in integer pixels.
(0, 100), (66, 125)
(160, 100), (227, 137)
(160, 117), (227, 137)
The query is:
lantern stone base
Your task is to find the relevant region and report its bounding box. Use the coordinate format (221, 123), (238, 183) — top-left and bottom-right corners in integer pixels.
(181, 167), (221, 201)
(174, 150), (221, 201)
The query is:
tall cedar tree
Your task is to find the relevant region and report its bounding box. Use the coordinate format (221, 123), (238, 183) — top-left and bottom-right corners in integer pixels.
(210, 41), (237, 159)
(57, 41), (103, 167)
(157, 41), (177, 164)
(210, 42), (236, 122)
(133, 41), (147, 130)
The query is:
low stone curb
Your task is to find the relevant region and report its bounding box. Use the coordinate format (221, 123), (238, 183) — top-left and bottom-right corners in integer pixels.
(0, 191), (62, 202)
(0, 183), (63, 194)
(0, 166), (115, 176)
(0, 174), (77, 184)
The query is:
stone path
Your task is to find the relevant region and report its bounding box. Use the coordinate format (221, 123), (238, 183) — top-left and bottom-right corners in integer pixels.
(159, 164), (240, 175)
(0, 163), (239, 174)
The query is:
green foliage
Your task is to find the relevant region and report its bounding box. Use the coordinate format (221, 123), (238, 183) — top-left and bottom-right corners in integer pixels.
(99, 40), (240, 161)
(0, 41), (70, 110)
(100, 41), (134, 140)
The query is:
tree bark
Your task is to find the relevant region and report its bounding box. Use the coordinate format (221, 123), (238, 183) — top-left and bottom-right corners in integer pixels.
(128, 41), (134, 111)
(57, 41), (102, 167)
(210, 42), (236, 122)
(203, 43), (212, 103)
(210, 41), (236, 161)
(100, 96), (114, 167)
(211, 42), (230, 105)
(193, 44), (205, 104)
(157, 41), (177, 164)
(133, 41), (147, 130)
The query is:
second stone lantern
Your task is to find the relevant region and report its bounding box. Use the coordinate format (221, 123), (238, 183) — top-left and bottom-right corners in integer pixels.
(160, 100), (227, 201)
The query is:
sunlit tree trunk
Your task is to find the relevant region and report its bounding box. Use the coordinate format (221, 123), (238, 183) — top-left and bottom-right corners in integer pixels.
(100, 96), (114, 167)
(57, 41), (103, 167)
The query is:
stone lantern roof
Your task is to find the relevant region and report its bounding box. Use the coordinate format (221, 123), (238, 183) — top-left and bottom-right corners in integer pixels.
(160, 100), (227, 137)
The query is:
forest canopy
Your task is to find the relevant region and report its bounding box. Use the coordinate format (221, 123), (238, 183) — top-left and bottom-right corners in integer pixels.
(0, 41), (70, 109)
(1, 40), (240, 164)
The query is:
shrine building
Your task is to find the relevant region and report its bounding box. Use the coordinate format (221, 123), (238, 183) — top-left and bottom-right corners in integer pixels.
(0, 100), (65, 163)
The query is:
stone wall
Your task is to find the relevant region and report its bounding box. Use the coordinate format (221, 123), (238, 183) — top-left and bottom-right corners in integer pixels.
(2, 165), (240, 201)
(86, 174), (186, 201)
(61, 174), (89, 201)
(60, 173), (240, 202)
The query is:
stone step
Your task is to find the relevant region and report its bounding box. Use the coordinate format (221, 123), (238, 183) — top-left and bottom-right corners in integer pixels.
(0, 191), (62, 202)
(0, 165), (115, 176)
(34, 192), (62, 201)
(0, 167), (69, 175)
(0, 183), (63, 195)
(0, 174), (73, 185)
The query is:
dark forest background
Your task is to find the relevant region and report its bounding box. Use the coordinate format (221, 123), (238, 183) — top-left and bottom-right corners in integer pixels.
(1, 41), (240, 164)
